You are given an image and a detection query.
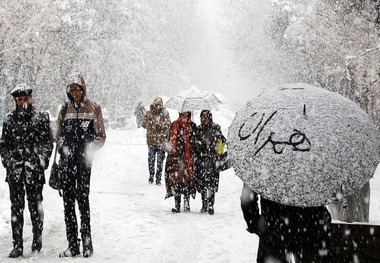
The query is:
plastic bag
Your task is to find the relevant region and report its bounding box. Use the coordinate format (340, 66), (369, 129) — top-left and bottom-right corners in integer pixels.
(216, 139), (224, 155)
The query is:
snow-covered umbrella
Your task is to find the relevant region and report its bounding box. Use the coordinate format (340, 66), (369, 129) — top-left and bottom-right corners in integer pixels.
(165, 86), (222, 113)
(228, 83), (380, 207)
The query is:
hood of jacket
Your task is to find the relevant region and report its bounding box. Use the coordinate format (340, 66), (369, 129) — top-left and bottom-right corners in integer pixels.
(151, 97), (163, 108)
(150, 97), (164, 114)
(66, 72), (87, 102)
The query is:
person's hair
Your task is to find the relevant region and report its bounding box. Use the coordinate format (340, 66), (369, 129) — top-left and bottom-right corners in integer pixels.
(200, 110), (212, 123)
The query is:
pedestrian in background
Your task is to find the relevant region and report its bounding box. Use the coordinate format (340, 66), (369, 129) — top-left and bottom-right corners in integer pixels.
(55, 72), (106, 258)
(142, 97), (171, 185)
(164, 111), (197, 213)
(195, 110), (226, 215)
(0, 84), (53, 258)
(135, 102), (146, 128)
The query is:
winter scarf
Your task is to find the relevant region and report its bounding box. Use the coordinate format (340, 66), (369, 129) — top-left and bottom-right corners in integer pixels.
(169, 114), (193, 179)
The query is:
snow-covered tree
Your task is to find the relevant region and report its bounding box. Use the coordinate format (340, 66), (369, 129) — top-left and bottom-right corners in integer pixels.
(0, 0), (203, 122)
(223, 0), (380, 130)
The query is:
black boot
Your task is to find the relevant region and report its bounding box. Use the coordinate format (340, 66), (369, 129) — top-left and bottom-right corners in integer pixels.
(200, 192), (207, 213)
(208, 192), (215, 215)
(59, 239), (80, 258)
(9, 245), (23, 258)
(31, 235), (42, 254)
(82, 233), (94, 258)
(10, 213), (23, 258)
(208, 205), (214, 215)
(172, 196), (181, 213)
(200, 201), (207, 213)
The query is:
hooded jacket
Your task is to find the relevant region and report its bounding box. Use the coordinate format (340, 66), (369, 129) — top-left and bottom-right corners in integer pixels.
(55, 73), (106, 165)
(142, 97), (171, 146)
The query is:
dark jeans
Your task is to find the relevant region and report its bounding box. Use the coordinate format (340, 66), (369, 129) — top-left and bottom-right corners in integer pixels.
(148, 145), (165, 182)
(61, 163), (92, 247)
(8, 180), (44, 249)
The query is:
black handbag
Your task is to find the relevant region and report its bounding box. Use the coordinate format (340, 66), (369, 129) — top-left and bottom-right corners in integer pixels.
(49, 156), (61, 190)
(49, 144), (63, 197)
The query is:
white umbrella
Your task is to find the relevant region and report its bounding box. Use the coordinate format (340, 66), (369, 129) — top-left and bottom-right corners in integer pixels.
(165, 86), (222, 113)
(228, 83), (380, 207)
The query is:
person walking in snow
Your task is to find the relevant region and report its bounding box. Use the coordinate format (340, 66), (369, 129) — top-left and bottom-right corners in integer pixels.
(0, 84), (53, 258)
(55, 72), (106, 258)
(164, 111), (197, 212)
(240, 183), (332, 262)
(135, 101), (146, 128)
(142, 97), (171, 185)
(195, 110), (226, 215)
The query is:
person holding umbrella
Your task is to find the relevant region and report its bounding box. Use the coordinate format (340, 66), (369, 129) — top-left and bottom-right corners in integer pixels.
(164, 111), (198, 213)
(228, 84), (380, 263)
(195, 110), (226, 215)
(241, 184), (332, 262)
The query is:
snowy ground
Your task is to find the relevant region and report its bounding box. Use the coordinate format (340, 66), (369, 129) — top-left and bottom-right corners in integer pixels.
(0, 105), (380, 262)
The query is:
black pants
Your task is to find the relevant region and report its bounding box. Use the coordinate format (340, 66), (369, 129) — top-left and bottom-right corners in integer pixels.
(8, 181), (44, 249)
(61, 163), (92, 247)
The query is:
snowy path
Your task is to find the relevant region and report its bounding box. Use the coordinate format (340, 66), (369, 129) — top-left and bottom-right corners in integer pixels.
(0, 130), (258, 262)
(1, 129), (380, 262)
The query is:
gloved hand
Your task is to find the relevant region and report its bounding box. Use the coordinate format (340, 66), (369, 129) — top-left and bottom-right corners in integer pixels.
(25, 154), (42, 171)
(10, 161), (24, 174)
(8, 161), (24, 183)
(85, 143), (96, 162)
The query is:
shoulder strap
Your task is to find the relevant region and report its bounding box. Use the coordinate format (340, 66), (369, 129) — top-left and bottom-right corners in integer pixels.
(53, 102), (69, 163)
